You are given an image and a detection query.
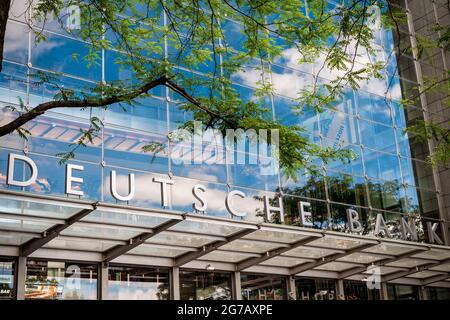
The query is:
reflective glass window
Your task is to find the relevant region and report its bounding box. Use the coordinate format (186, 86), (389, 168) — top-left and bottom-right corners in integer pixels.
(387, 284), (420, 300)
(108, 266), (169, 300)
(357, 91), (391, 125)
(392, 101), (407, 128)
(359, 119), (396, 154)
(427, 287), (450, 300)
(25, 260), (97, 300)
(103, 130), (169, 174)
(327, 172), (368, 207)
(0, 258), (15, 300)
(0, 61), (28, 105)
(283, 196), (329, 229)
(330, 204), (371, 234)
(179, 271), (232, 300)
(103, 97), (167, 134)
(295, 278), (336, 300)
(4, 21), (28, 64)
(368, 180), (408, 213)
(364, 149), (402, 182)
(274, 95), (318, 134)
(320, 111), (359, 145)
(281, 169), (327, 200)
(31, 32), (101, 81)
(343, 280), (380, 300)
(241, 274), (287, 300)
(325, 143), (363, 177)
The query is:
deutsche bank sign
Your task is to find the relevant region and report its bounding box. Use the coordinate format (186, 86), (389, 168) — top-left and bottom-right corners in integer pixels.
(4, 152), (444, 245)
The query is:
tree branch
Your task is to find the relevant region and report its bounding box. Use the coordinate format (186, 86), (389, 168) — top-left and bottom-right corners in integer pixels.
(0, 75), (169, 137)
(0, 0), (11, 72)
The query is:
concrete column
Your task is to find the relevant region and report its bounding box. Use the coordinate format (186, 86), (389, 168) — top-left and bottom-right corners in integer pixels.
(232, 271), (242, 300)
(419, 286), (429, 300)
(16, 256), (27, 300)
(99, 262), (109, 300)
(380, 282), (389, 300)
(336, 279), (345, 300)
(286, 276), (296, 300)
(170, 267), (180, 300)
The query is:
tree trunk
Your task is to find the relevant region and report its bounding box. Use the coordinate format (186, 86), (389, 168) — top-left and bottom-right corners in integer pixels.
(0, 0), (12, 72)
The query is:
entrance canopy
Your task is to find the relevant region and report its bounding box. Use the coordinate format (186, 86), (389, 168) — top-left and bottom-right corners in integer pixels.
(1, 189), (449, 288)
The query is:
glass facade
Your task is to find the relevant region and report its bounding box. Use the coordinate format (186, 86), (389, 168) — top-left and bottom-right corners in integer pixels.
(179, 271), (232, 300)
(0, 0), (449, 302)
(241, 274), (287, 300)
(0, 258), (14, 299)
(387, 284), (420, 300)
(0, 0), (445, 242)
(25, 260), (98, 300)
(295, 278), (337, 301)
(343, 281), (380, 300)
(108, 266), (169, 300)
(427, 287), (450, 300)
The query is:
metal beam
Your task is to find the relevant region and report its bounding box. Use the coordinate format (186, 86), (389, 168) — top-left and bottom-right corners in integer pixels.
(174, 226), (259, 267)
(422, 273), (450, 286)
(289, 242), (379, 275)
(236, 235), (321, 271)
(337, 248), (428, 279)
(103, 216), (184, 262)
(19, 205), (97, 256)
(382, 258), (450, 282)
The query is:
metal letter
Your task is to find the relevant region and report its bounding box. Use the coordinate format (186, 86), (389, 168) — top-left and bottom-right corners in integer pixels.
(374, 213), (391, 238)
(7, 153), (38, 187)
(192, 184), (207, 212)
(226, 190), (247, 217)
(110, 170), (135, 201)
(298, 201), (312, 227)
(346, 208), (362, 232)
(427, 222), (443, 245)
(153, 177), (174, 207)
(65, 164), (84, 196)
(400, 217), (418, 241)
(265, 196), (284, 223)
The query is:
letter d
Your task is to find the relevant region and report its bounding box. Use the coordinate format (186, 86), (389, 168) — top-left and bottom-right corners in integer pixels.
(7, 153), (38, 187)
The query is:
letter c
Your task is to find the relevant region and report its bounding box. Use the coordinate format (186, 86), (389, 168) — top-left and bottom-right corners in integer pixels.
(225, 190), (247, 217)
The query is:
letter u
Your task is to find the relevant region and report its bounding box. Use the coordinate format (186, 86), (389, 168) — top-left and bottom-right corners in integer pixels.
(110, 170), (135, 201)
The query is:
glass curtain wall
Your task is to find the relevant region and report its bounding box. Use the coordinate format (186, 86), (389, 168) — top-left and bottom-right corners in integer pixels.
(0, 258), (15, 299)
(25, 260), (98, 300)
(427, 287), (450, 300)
(295, 278), (337, 300)
(179, 270), (232, 300)
(241, 274), (287, 300)
(1, 1), (443, 240)
(387, 284), (420, 300)
(108, 266), (169, 300)
(343, 280), (380, 300)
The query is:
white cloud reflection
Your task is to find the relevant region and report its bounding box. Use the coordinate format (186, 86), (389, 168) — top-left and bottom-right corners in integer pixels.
(233, 42), (402, 101)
